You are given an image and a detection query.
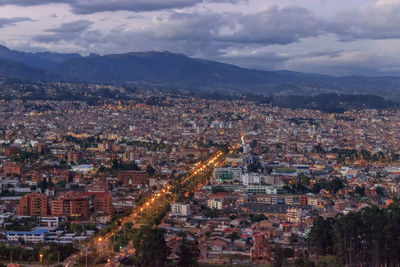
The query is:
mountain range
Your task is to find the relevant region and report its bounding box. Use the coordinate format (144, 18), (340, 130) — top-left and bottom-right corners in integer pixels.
(1, 45), (400, 99)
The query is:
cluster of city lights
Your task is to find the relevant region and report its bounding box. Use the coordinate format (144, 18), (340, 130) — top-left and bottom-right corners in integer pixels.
(76, 147), (243, 265)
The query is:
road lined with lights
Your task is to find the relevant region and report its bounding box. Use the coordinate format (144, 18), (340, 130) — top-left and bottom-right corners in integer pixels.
(64, 145), (239, 266)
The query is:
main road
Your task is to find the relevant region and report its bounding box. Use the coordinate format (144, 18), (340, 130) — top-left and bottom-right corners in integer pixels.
(64, 144), (239, 266)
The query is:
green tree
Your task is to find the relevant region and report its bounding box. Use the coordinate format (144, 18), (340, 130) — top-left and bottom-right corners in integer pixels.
(146, 165), (155, 176)
(308, 216), (334, 257)
(132, 227), (170, 267)
(177, 233), (199, 267)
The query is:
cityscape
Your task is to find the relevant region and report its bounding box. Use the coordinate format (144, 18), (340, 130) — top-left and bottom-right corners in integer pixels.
(1, 0), (400, 267)
(1, 86), (400, 266)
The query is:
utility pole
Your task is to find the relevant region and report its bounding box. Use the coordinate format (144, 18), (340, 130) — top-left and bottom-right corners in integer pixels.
(10, 250), (12, 263)
(58, 251), (60, 264)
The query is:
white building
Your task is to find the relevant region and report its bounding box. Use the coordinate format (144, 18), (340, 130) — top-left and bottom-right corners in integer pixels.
(171, 203), (191, 216)
(246, 185), (283, 195)
(37, 217), (59, 228)
(6, 229), (49, 243)
(240, 173), (261, 185)
(207, 199), (223, 210)
(286, 208), (304, 223)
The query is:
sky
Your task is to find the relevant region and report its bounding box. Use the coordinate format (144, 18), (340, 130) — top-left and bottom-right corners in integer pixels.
(0, 0), (400, 76)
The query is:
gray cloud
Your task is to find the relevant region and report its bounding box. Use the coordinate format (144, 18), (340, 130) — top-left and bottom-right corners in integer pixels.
(329, 4), (400, 41)
(0, 0), (69, 6)
(151, 6), (325, 45)
(33, 20), (93, 43)
(45, 20), (93, 33)
(0, 0), (245, 13)
(31, 6), (324, 49)
(0, 17), (33, 28)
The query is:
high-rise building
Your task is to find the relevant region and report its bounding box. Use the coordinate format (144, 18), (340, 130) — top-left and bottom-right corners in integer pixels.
(51, 192), (89, 220)
(82, 192), (113, 215)
(16, 192), (48, 217)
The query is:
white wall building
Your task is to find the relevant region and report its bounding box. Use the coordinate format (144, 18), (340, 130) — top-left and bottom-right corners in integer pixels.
(207, 199), (223, 210)
(286, 208), (304, 223)
(171, 203), (191, 216)
(240, 173), (261, 185)
(37, 217), (59, 228)
(6, 229), (49, 243)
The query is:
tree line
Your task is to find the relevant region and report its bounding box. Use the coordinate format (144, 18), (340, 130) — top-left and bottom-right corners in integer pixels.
(308, 202), (400, 266)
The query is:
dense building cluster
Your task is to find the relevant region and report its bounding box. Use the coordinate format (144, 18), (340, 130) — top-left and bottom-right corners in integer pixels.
(1, 87), (400, 265)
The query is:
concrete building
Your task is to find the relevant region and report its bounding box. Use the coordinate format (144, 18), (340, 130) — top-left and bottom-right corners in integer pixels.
(207, 199), (223, 210)
(51, 192), (89, 220)
(5, 229), (49, 243)
(246, 185), (283, 195)
(286, 208), (304, 223)
(37, 216), (59, 227)
(213, 167), (242, 182)
(118, 171), (148, 186)
(171, 203), (191, 216)
(16, 192), (48, 217)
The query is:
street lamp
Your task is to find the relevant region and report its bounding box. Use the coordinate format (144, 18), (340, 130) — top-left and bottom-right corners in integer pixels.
(39, 254), (43, 265)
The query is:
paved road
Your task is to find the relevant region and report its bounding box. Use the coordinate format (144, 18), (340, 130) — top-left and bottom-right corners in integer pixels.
(63, 146), (237, 266)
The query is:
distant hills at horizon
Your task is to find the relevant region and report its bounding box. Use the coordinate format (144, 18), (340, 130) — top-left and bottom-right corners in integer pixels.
(1, 44), (400, 100)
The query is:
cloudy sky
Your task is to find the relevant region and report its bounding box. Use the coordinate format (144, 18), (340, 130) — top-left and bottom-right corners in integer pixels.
(0, 0), (400, 76)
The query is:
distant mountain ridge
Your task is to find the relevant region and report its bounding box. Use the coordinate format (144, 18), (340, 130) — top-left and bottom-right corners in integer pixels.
(0, 57), (57, 81)
(0, 45), (81, 70)
(1, 45), (400, 99)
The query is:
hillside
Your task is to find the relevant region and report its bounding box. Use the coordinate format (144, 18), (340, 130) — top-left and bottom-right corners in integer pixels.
(52, 51), (400, 98)
(0, 57), (57, 81)
(0, 46), (400, 99)
(0, 45), (81, 70)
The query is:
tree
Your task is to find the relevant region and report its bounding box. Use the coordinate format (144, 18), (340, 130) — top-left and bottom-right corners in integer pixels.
(146, 165), (155, 177)
(249, 213), (267, 222)
(326, 178), (344, 194)
(308, 216), (334, 256)
(132, 227), (170, 267)
(272, 246), (286, 267)
(355, 186), (365, 196)
(295, 252), (315, 267)
(177, 233), (199, 267)
(375, 186), (384, 197)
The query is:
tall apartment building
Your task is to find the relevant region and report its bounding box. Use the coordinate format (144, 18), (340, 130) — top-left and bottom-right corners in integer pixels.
(16, 192), (48, 216)
(82, 192), (113, 215)
(51, 192), (89, 220)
